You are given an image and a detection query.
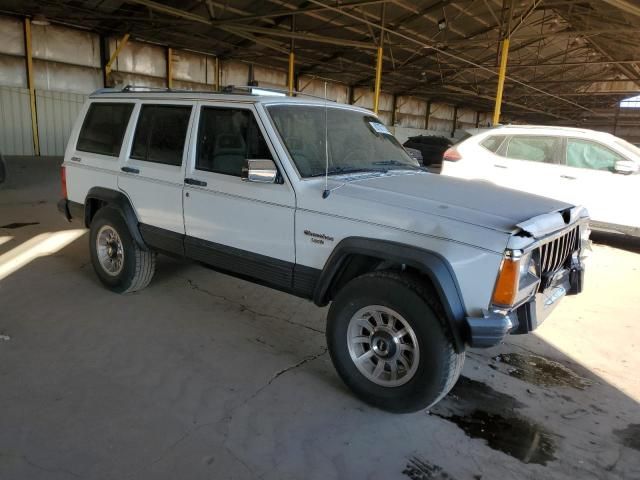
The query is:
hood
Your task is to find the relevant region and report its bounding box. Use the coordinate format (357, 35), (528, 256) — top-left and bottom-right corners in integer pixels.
(329, 172), (573, 234)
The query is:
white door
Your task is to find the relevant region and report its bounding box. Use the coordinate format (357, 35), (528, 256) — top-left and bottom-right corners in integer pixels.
(118, 102), (195, 236)
(558, 137), (640, 230)
(182, 102), (296, 286)
(497, 134), (567, 200)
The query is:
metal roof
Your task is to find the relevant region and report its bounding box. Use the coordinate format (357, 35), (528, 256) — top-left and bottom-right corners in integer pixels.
(2, 0), (639, 124)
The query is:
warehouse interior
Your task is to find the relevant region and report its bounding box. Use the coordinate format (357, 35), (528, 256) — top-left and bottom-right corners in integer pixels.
(1, 0), (639, 156)
(1, 2), (639, 480)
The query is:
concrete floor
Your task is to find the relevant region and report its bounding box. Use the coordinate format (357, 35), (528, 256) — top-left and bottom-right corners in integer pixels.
(0, 157), (638, 480)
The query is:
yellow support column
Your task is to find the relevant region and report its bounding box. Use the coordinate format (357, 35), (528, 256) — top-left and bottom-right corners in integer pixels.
(167, 47), (173, 89)
(24, 18), (40, 156)
(492, 38), (510, 126)
(373, 46), (383, 114)
(288, 51), (295, 96)
(105, 33), (130, 85)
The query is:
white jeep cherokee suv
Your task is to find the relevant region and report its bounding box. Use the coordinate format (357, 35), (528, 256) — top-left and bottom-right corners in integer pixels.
(58, 87), (589, 412)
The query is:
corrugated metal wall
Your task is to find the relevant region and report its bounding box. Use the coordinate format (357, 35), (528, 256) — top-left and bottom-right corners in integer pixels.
(0, 85), (34, 155)
(0, 13), (490, 156)
(36, 90), (87, 156)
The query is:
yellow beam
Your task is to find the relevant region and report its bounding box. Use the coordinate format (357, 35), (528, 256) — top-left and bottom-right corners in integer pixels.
(105, 33), (130, 81)
(24, 18), (39, 156)
(288, 51), (295, 96)
(373, 46), (383, 114)
(167, 47), (173, 89)
(492, 38), (510, 126)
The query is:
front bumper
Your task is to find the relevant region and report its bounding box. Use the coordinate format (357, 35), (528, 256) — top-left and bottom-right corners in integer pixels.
(466, 263), (584, 348)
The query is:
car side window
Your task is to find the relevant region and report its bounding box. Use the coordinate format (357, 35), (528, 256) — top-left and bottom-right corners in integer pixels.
(196, 107), (273, 177)
(77, 103), (134, 156)
(480, 135), (507, 153)
(505, 136), (559, 163)
(131, 105), (192, 166)
(566, 138), (624, 171)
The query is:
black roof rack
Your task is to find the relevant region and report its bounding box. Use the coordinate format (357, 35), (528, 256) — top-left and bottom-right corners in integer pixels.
(90, 84), (338, 102)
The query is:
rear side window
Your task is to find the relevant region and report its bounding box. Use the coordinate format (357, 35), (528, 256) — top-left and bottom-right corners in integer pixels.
(196, 107), (273, 177)
(131, 105), (192, 166)
(480, 135), (506, 153)
(77, 103), (134, 156)
(505, 136), (559, 163)
(566, 139), (624, 171)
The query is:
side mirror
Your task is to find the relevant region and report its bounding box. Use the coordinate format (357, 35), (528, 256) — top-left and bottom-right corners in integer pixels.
(242, 159), (279, 183)
(613, 159), (639, 175)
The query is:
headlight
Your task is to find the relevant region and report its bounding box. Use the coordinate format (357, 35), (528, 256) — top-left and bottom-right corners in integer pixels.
(518, 251), (534, 280)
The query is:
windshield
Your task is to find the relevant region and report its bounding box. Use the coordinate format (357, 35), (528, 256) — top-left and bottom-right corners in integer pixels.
(267, 105), (420, 178)
(614, 138), (640, 159)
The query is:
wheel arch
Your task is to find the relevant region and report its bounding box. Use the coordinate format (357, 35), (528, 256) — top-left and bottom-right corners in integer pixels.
(84, 187), (148, 251)
(313, 237), (468, 352)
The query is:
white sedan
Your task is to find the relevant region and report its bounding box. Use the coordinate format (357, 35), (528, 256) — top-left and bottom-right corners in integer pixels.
(441, 125), (640, 237)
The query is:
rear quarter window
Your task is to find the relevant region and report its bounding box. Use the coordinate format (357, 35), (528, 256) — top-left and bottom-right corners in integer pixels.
(480, 135), (506, 153)
(76, 103), (134, 156)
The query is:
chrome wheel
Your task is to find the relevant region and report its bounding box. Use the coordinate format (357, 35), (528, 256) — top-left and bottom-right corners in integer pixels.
(347, 305), (420, 387)
(96, 225), (124, 276)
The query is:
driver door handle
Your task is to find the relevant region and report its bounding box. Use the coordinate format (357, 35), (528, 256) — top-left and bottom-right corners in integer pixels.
(560, 175), (576, 180)
(185, 178), (207, 187)
(494, 164), (508, 169)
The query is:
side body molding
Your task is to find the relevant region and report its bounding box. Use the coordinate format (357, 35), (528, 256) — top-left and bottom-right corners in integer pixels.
(84, 187), (149, 251)
(313, 237), (468, 352)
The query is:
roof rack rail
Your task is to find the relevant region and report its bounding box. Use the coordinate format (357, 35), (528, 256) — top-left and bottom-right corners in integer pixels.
(90, 84), (338, 102)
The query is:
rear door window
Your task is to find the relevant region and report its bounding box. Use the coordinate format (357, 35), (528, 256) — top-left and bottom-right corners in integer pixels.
(131, 105), (192, 166)
(77, 103), (134, 156)
(566, 138), (624, 171)
(505, 135), (560, 163)
(196, 107), (273, 177)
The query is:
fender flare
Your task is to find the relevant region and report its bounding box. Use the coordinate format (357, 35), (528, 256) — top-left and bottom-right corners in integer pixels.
(313, 237), (468, 352)
(84, 187), (148, 251)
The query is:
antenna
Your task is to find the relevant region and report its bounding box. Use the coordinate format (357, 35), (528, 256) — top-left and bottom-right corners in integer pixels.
(322, 82), (330, 199)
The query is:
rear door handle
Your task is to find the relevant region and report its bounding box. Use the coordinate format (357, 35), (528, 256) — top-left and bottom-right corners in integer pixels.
(121, 166), (140, 174)
(560, 175), (576, 180)
(70, 156), (82, 162)
(184, 178), (207, 187)
(494, 164), (508, 169)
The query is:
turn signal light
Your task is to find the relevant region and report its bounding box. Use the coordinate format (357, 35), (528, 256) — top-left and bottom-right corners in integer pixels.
(61, 166), (67, 199)
(492, 257), (520, 306)
(443, 147), (462, 161)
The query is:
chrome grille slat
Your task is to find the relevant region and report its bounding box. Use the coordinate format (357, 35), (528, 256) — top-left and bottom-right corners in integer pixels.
(538, 226), (579, 276)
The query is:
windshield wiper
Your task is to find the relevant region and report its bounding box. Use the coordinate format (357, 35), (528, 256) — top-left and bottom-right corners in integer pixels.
(372, 160), (422, 169)
(309, 166), (382, 177)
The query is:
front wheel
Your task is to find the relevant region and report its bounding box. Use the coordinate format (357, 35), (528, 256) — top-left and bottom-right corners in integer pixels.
(326, 271), (464, 413)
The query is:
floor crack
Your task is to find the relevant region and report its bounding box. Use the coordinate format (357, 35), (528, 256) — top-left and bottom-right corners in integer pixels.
(0, 453), (82, 478)
(186, 278), (324, 334)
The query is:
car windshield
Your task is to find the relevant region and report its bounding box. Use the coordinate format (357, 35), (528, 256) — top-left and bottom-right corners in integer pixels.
(267, 105), (420, 178)
(614, 138), (640, 159)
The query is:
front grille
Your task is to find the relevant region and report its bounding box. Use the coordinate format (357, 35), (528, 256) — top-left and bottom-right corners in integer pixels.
(538, 226), (579, 275)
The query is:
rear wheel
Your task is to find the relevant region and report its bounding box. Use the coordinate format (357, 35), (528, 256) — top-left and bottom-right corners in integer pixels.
(326, 270), (464, 413)
(89, 207), (156, 293)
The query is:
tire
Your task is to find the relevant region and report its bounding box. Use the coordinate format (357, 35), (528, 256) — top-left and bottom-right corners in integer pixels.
(326, 270), (464, 413)
(89, 206), (156, 294)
